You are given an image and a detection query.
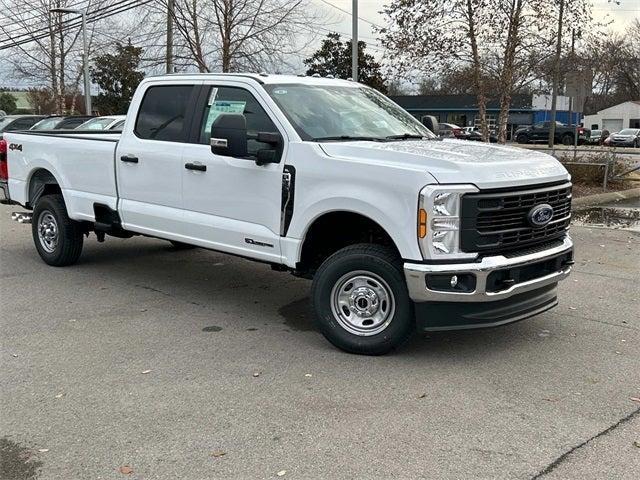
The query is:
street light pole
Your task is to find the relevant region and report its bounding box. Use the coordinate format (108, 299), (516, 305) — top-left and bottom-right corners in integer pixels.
(352, 0), (358, 82)
(50, 8), (91, 115)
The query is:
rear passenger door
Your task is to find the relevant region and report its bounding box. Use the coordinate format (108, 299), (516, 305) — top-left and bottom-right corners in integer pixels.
(117, 82), (200, 236)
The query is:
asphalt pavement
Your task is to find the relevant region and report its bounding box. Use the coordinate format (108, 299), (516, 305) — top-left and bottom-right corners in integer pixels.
(1, 203), (639, 479)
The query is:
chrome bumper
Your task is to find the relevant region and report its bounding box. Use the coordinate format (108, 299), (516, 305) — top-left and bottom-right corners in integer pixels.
(404, 236), (573, 303)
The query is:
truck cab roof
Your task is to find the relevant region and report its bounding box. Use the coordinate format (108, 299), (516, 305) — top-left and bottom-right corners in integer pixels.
(147, 72), (357, 87)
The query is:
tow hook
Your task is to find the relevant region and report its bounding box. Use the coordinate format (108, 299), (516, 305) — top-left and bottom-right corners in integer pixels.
(11, 212), (33, 224)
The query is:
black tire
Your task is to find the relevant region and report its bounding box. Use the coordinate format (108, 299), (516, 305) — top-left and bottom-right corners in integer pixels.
(561, 134), (573, 145)
(32, 194), (83, 267)
(311, 244), (414, 355)
(169, 240), (197, 250)
(516, 133), (528, 144)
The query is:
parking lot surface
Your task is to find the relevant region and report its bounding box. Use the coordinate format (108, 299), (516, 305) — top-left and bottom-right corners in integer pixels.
(1, 203), (639, 479)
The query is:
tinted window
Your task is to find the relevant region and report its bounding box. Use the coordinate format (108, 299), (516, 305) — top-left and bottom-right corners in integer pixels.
(136, 85), (193, 142)
(198, 86), (279, 156)
(58, 118), (88, 129)
(9, 118), (39, 130)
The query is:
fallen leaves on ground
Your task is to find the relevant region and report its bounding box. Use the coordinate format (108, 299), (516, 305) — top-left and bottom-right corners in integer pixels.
(630, 397), (640, 403)
(211, 451), (226, 458)
(119, 466), (134, 475)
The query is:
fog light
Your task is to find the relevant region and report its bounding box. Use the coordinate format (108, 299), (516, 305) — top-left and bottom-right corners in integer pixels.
(426, 273), (476, 293)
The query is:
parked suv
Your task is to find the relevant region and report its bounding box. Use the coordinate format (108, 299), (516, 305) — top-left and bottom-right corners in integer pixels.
(609, 129), (640, 148)
(0, 115), (46, 135)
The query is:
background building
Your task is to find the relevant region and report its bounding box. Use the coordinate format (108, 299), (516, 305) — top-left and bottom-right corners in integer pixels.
(582, 101), (640, 131)
(390, 93), (583, 138)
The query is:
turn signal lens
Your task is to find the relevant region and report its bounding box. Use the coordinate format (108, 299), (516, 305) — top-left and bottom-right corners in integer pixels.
(418, 208), (427, 238)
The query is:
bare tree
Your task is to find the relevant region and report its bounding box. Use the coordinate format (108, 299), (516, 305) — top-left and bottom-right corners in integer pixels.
(155, 0), (323, 73)
(379, 0), (494, 141)
(0, 0), (148, 113)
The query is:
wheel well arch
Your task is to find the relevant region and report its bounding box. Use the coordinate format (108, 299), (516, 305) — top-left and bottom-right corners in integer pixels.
(27, 168), (62, 208)
(297, 210), (401, 275)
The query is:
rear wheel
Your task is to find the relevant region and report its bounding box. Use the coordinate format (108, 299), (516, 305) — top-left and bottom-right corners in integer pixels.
(32, 194), (83, 266)
(311, 244), (414, 355)
(561, 134), (574, 145)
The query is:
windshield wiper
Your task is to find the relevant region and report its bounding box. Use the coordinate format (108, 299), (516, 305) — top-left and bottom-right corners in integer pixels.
(385, 133), (427, 140)
(312, 135), (387, 142)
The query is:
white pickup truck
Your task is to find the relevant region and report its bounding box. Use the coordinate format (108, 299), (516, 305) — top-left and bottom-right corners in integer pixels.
(0, 74), (574, 354)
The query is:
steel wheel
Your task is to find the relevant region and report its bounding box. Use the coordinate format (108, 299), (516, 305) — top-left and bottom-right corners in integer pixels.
(37, 210), (59, 253)
(330, 270), (396, 336)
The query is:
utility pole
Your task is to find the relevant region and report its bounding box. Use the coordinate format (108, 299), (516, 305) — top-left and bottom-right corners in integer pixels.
(548, 0), (564, 148)
(166, 0), (174, 74)
(352, 0), (358, 82)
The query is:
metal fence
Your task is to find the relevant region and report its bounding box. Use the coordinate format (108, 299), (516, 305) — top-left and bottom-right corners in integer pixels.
(520, 145), (640, 191)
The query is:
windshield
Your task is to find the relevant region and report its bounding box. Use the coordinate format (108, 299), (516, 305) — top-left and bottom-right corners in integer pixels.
(618, 129), (639, 135)
(264, 84), (434, 141)
(77, 117), (116, 130)
(31, 118), (63, 130)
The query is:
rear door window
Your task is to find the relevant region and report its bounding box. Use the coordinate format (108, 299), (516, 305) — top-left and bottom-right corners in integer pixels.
(135, 85), (194, 142)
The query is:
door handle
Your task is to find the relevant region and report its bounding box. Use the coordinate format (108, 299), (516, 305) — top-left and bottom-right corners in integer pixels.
(185, 162), (206, 172)
(120, 155), (139, 163)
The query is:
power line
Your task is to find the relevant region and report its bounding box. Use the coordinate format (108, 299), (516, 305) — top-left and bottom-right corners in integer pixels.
(0, 0), (109, 39)
(316, 0), (382, 28)
(0, 0), (142, 46)
(0, 0), (153, 50)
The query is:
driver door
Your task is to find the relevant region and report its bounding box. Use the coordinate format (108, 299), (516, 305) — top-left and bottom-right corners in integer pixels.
(180, 83), (287, 262)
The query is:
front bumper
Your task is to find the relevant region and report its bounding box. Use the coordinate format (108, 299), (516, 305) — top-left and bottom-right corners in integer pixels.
(404, 236), (574, 303)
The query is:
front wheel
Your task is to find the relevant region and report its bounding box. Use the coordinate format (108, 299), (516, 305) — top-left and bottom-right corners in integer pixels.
(32, 194), (84, 266)
(516, 133), (529, 144)
(311, 244), (415, 355)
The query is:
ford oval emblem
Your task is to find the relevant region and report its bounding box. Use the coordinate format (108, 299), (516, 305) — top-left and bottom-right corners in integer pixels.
(528, 204), (554, 228)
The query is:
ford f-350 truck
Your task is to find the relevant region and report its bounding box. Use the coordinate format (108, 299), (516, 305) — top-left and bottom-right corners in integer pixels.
(0, 74), (574, 355)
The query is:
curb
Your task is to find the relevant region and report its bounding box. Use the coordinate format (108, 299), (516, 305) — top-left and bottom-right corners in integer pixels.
(573, 187), (640, 208)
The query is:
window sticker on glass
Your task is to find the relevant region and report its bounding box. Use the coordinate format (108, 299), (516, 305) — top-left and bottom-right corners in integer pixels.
(204, 100), (247, 133)
(273, 88), (287, 95)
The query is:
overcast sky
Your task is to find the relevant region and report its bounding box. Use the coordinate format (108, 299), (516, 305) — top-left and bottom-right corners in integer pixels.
(319, 0), (638, 54)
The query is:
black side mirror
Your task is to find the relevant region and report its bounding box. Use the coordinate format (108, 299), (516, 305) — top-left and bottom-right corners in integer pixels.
(210, 113), (248, 157)
(422, 115), (439, 136)
(249, 131), (283, 165)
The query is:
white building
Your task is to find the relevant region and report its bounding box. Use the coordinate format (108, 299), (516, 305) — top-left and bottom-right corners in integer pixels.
(583, 101), (640, 132)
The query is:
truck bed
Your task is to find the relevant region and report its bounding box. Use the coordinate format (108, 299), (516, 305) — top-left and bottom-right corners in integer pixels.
(6, 130), (121, 221)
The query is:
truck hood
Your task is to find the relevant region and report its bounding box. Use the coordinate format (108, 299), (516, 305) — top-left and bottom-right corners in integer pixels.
(319, 139), (569, 189)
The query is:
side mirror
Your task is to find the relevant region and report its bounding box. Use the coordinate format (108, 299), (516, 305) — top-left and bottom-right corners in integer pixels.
(422, 115), (439, 136)
(210, 113), (248, 157)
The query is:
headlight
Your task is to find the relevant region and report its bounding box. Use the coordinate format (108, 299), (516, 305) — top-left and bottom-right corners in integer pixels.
(418, 184), (479, 260)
